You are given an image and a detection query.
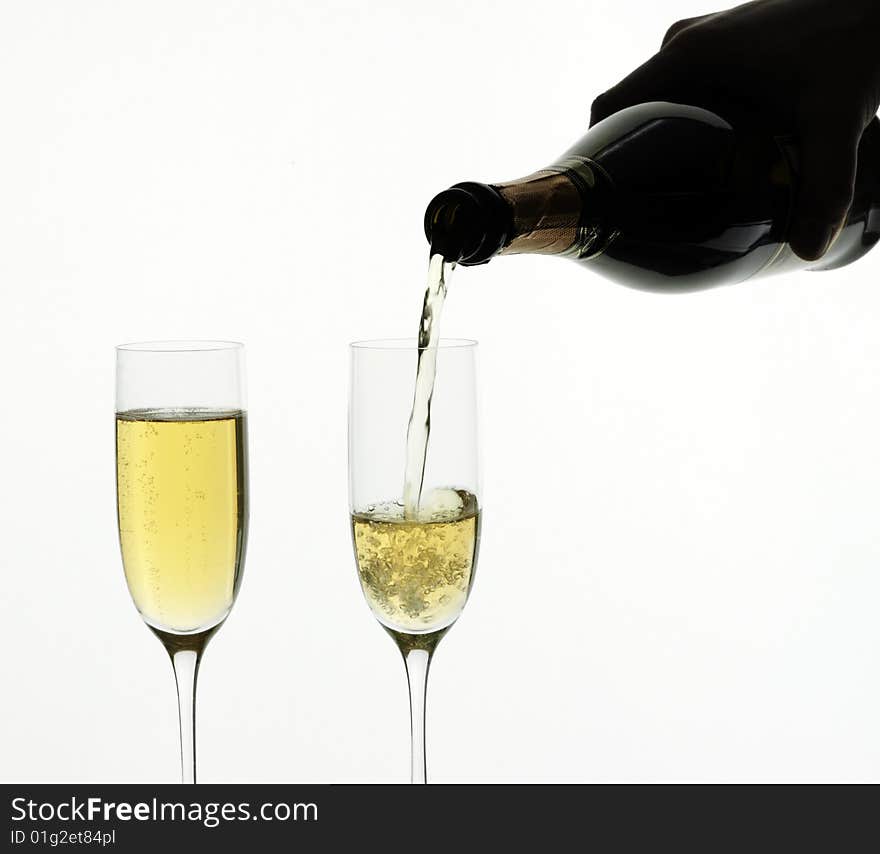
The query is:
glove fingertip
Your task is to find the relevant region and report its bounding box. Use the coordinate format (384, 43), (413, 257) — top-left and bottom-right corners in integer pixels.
(789, 217), (837, 262)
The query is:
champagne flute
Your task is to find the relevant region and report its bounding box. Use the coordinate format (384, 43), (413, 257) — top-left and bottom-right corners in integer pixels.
(349, 338), (480, 783)
(115, 341), (248, 783)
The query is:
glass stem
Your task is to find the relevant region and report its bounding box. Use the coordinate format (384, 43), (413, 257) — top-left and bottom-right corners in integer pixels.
(170, 649), (200, 784)
(153, 626), (216, 784)
(393, 628), (446, 784)
(403, 646), (432, 784)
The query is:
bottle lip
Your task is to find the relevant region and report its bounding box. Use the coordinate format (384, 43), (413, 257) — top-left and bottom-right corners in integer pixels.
(424, 182), (511, 265)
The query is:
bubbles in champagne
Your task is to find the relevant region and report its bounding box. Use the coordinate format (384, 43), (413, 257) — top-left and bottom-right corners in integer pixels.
(116, 408), (248, 634)
(352, 489), (480, 634)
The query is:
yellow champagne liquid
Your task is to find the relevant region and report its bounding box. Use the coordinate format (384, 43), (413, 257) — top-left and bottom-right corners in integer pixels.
(351, 490), (480, 634)
(116, 408), (248, 634)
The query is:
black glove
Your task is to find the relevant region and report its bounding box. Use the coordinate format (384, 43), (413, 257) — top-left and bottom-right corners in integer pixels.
(590, 0), (880, 260)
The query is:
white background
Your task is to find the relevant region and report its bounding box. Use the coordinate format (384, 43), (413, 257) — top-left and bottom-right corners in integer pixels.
(2, 0), (879, 783)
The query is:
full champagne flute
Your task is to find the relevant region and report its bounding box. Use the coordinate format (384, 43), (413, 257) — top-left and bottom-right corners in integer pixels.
(349, 338), (480, 783)
(115, 341), (248, 783)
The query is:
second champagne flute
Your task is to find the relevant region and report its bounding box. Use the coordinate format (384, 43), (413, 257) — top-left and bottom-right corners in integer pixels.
(115, 341), (249, 783)
(349, 338), (481, 783)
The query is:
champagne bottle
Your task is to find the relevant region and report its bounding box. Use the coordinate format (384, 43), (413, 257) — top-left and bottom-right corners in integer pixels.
(424, 102), (880, 292)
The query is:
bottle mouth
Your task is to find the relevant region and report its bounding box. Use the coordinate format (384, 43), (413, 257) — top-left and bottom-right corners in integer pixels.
(423, 182), (511, 265)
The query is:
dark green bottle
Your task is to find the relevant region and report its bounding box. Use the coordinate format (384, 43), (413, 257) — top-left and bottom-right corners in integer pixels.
(424, 102), (880, 292)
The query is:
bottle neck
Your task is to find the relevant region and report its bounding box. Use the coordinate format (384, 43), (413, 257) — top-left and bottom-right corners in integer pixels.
(424, 161), (611, 265)
(495, 169), (586, 258)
